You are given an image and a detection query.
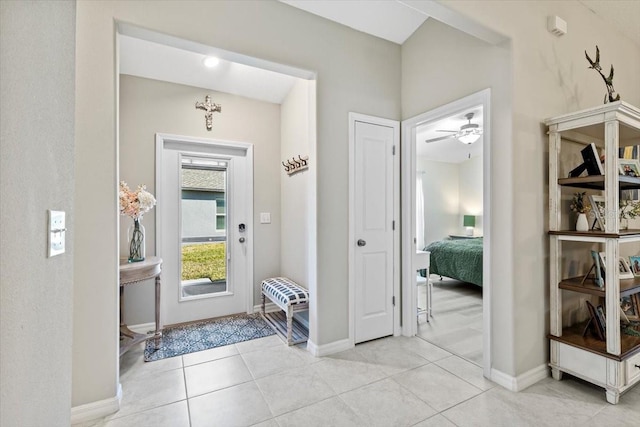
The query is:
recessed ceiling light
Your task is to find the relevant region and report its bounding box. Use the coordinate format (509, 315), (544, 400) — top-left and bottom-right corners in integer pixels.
(203, 56), (220, 68)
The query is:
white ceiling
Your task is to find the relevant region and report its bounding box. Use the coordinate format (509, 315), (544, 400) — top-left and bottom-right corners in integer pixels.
(119, 35), (298, 104)
(416, 106), (483, 164)
(282, 0), (639, 47)
(280, 0), (429, 44)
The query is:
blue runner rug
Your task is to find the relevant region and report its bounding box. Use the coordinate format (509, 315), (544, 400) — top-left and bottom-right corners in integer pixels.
(144, 313), (275, 362)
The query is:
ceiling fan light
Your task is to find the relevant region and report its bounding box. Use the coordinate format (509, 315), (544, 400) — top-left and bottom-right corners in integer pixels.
(458, 134), (481, 144)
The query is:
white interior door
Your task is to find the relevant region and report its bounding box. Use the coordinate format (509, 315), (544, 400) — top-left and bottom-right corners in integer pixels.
(156, 134), (253, 325)
(353, 119), (397, 344)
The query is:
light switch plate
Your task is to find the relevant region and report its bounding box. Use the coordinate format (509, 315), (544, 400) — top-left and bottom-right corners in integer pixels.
(48, 210), (66, 257)
(260, 212), (271, 224)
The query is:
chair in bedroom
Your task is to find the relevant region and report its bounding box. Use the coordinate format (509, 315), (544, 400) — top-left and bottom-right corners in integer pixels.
(415, 250), (432, 322)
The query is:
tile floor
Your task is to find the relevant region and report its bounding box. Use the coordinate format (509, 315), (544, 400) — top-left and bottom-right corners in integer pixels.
(417, 277), (483, 365)
(73, 332), (640, 427)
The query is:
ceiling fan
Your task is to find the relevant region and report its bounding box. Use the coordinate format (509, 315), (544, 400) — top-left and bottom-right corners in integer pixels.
(424, 112), (483, 144)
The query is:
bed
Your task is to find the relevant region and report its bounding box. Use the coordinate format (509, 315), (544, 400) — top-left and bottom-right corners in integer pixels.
(423, 237), (483, 287)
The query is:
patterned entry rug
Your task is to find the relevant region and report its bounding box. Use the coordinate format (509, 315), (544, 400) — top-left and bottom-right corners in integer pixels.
(144, 313), (275, 362)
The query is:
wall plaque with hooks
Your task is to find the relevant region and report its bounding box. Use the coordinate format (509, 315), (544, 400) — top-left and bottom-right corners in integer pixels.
(282, 155), (309, 176)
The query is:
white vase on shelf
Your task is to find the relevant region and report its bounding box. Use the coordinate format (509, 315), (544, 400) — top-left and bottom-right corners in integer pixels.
(576, 213), (588, 232)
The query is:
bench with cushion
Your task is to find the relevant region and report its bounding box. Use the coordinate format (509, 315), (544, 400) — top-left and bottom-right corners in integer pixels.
(261, 277), (309, 345)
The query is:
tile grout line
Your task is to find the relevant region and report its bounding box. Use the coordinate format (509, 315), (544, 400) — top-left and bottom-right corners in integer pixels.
(180, 356), (193, 427)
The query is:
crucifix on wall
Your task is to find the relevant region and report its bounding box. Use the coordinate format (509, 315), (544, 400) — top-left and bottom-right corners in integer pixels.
(195, 95), (222, 131)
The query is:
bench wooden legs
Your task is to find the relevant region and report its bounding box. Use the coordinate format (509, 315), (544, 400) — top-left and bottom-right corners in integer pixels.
(287, 305), (293, 344)
(260, 278), (309, 345)
(260, 296), (309, 345)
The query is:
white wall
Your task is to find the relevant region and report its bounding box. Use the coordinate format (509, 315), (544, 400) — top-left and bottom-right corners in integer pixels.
(119, 75), (282, 325)
(74, 0), (400, 408)
(459, 155), (483, 235)
(418, 155), (483, 244)
(417, 157), (460, 245)
(280, 79), (311, 285)
(0, 1), (76, 425)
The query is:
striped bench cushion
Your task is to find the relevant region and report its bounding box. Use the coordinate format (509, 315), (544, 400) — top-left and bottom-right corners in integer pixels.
(261, 277), (309, 308)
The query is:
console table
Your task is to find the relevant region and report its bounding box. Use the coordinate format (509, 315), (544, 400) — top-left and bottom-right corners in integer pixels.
(119, 256), (162, 356)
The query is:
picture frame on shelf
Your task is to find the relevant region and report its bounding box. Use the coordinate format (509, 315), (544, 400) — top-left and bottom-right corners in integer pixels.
(618, 158), (640, 177)
(619, 257), (635, 279)
(620, 306), (630, 324)
(600, 252), (634, 279)
(596, 305), (607, 335)
(585, 300), (605, 341)
(590, 250), (605, 287)
(629, 256), (640, 276)
(583, 143), (604, 176)
(589, 195), (606, 230)
(621, 295), (640, 321)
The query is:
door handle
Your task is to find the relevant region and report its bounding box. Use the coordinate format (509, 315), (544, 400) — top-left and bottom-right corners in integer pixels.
(239, 237), (245, 243)
(357, 239), (366, 247)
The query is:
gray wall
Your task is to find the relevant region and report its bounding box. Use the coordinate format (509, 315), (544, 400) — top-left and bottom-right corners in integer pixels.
(405, 2), (640, 379)
(71, 0), (640, 411)
(0, 1), (76, 425)
(74, 0), (400, 408)
(119, 75), (282, 325)
(442, 0), (640, 377)
(281, 79), (311, 285)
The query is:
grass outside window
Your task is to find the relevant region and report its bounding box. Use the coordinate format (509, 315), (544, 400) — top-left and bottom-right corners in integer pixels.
(181, 242), (226, 281)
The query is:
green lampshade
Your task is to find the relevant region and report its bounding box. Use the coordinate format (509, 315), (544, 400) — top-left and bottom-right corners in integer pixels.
(463, 215), (476, 227)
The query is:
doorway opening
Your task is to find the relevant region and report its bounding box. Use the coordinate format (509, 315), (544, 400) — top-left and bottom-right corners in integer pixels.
(180, 157), (229, 298)
(116, 22), (318, 355)
(401, 89), (492, 377)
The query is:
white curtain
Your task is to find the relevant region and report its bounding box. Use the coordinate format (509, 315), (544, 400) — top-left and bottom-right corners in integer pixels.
(416, 175), (425, 250)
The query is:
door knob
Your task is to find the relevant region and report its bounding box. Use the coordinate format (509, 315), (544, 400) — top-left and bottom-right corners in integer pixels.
(357, 239), (366, 247)
(239, 237), (245, 243)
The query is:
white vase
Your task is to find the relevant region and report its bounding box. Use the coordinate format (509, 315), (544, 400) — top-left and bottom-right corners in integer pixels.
(576, 213), (589, 232)
(620, 217), (628, 230)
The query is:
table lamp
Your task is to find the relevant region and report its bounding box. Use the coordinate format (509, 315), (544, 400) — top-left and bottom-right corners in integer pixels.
(463, 215), (476, 236)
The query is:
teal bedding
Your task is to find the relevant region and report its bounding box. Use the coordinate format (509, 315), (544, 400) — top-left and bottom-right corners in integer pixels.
(423, 237), (483, 287)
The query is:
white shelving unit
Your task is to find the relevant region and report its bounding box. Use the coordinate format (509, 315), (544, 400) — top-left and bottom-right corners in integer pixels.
(546, 101), (640, 404)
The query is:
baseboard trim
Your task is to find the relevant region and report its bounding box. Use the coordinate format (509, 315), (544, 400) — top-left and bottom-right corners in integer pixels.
(131, 304), (293, 333)
(253, 302), (280, 313)
(491, 364), (549, 392)
(307, 338), (353, 357)
(70, 383), (122, 424)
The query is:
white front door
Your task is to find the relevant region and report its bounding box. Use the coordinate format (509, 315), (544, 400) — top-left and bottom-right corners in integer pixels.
(156, 134), (253, 325)
(353, 119), (397, 343)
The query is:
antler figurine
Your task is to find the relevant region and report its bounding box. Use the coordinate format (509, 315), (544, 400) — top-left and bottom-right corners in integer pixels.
(585, 45), (620, 104)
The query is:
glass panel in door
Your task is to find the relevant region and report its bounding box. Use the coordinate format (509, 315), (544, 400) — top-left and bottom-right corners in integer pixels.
(180, 157), (228, 299)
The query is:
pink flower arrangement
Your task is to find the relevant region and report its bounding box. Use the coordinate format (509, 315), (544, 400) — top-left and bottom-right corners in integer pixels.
(119, 181), (156, 219)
